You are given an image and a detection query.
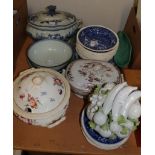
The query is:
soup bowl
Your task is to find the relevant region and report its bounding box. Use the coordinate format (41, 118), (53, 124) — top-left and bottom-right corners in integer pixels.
(27, 39), (73, 71)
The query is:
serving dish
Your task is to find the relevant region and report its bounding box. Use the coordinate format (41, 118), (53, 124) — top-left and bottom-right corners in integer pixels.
(13, 68), (70, 128)
(27, 39), (73, 71)
(65, 59), (121, 98)
(114, 31), (132, 68)
(77, 25), (119, 52)
(81, 109), (129, 150)
(26, 5), (82, 40)
(81, 82), (141, 150)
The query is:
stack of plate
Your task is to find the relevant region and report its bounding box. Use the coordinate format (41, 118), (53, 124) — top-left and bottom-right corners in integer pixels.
(76, 25), (119, 61)
(65, 59), (121, 98)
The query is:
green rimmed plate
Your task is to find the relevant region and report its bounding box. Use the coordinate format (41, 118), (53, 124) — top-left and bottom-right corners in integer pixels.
(114, 31), (132, 68)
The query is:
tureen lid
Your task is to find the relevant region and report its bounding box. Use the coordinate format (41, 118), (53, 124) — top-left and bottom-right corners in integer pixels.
(14, 68), (69, 115)
(65, 60), (120, 92)
(28, 5), (76, 27)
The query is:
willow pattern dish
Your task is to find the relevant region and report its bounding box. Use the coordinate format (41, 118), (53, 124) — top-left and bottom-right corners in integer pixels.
(77, 25), (119, 52)
(65, 59), (121, 97)
(27, 5), (82, 40)
(81, 109), (129, 150)
(13, 68), (70, 128)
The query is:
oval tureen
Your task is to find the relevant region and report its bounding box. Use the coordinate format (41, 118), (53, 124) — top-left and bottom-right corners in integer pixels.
(65, 60), (121, 97)
(26, 5), (82, 40)
(13, 68), (70, 128)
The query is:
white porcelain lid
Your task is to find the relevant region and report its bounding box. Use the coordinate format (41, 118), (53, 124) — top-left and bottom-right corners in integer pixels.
(28, 5), (76, 27)
(14, 69), (66, 114)
(66, 60), (120, 92)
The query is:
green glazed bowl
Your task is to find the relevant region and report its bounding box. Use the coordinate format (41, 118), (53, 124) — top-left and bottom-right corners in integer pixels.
(114, 31), (132, 68)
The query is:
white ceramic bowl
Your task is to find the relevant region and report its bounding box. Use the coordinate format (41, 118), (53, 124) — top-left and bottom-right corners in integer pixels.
(27, 39), (73, 71)
(65, 59), (121, 98)
(76, 25), (119, 52)
(13, 68), (70, 128)
(76, 42), (118, 61)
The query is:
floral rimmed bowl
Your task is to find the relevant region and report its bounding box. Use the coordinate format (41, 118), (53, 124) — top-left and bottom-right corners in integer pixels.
(77, 25), (119, 52)
(27, 39), (73, 72)
(13, 68), (70, 128)
(81, 109), (129, 150)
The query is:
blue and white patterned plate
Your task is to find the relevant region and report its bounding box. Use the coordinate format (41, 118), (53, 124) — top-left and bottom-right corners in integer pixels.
(80, 109), (129, 150)
(82, 109), (123, 144)
(77, 25), (118, 52)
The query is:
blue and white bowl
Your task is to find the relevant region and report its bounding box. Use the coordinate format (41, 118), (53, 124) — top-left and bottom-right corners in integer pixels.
(77, 25), (119, 52)
(81, 109), (129, 150)
(27, 39), (73, 71)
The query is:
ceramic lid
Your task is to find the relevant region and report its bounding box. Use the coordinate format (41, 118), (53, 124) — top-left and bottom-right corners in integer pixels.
(14, 69), (67, 114)
(66, 60), (120, 92)
(28, 5), (76, 28)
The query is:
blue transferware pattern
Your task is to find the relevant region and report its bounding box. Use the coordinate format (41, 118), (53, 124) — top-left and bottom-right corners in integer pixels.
(26, 5), (82, 40)
(29, 5), (76, 28)
(26, 24), (79, 40)
(83, 110), (123, 144)
(79, 26), (117, 51)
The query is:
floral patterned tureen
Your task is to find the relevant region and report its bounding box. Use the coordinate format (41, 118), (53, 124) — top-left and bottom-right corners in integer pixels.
(13, 68), (70, 128)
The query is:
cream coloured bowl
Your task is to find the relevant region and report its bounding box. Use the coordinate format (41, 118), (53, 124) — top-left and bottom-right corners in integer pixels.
(76, 42), (118, 61)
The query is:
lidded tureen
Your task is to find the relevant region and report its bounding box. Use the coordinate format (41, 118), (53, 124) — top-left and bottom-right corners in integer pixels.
(13, 68), (70, 128)
(26, 5), (82, 40)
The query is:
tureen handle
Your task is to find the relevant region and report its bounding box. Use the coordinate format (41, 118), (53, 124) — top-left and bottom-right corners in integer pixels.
(46, 5), (56, 16)
(47, 116), (66, 128)
(77, 18), (83, 29)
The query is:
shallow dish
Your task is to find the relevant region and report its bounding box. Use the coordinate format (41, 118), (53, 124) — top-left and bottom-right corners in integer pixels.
(27, 39), (73, 71)
(65, 59), (121, 97)
(114, 31), (132, 68)
(81, 109), (129, 150)
(13, 68), (70, 128)
(77, 25), (119, 52)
